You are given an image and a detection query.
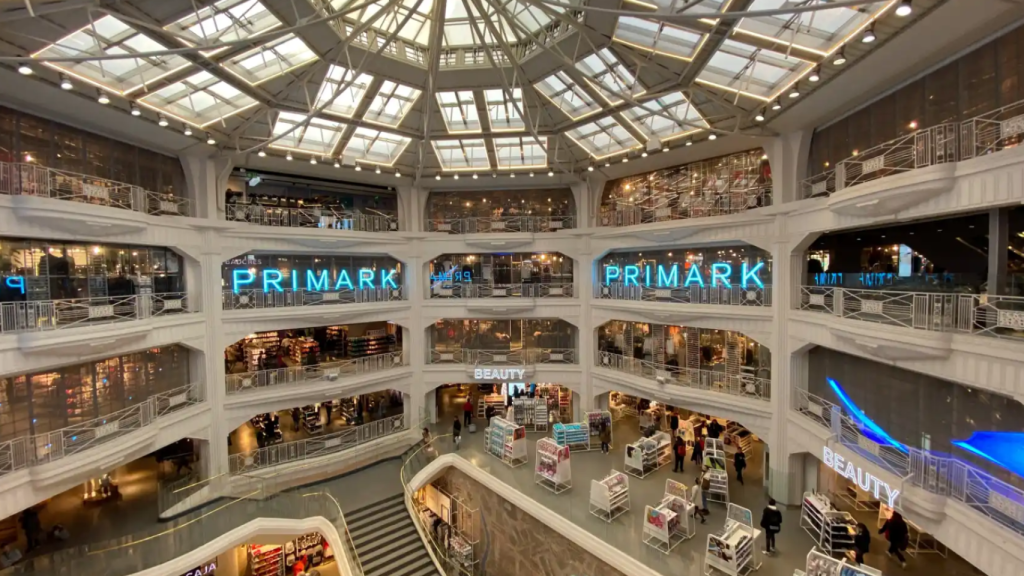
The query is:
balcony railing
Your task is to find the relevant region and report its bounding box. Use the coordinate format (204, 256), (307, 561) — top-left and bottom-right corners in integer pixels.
(0, 383), (202, 478)
(0, 161), (191, 217)
(427, 347), (577, 365)
(799, 286), (1024, 342)
(596, 351), (770, 401)
(226, 202), (398, 232)
(424, 215), (574, 234)
(430, 282), (573, 299)
(225, 351), (406, 394)
(598, 187), (771, 227)
(793, 389), (1024, 535)
(229, 413), (405, 473)
(960, 98), (1024, 160)
(0, 292), (193, 334)
(596, 282), (772, 307)
(222, 286), (403, 310)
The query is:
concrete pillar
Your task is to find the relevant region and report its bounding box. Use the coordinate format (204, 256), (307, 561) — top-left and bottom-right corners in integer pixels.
(989, 207), (1009, 295)
(179, 153), (233, 219)
(571, 174), (606, 228)
(396, 184), (425, 233)
(763, 130), (812, 205)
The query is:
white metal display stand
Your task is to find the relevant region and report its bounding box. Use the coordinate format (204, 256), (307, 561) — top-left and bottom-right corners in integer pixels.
(704, 437), (728, 471)
(704, 503), (762, 576)
(553, 422), (591, 451)
(639, 406), (667, 432)
(585, 410), (613, 447)
(624, 431), (672, 478)
(664, 479), (696, 539)
(801, 548), (882, 576)
(512, 398), (548, 431)
(485, 417), (528, 467)
(475, 394), (505, 418)
(535, 437), (571, 494)
(589, 470), (630, 522)
(705, 469), (730, 505)
(800, 492), (856, 556)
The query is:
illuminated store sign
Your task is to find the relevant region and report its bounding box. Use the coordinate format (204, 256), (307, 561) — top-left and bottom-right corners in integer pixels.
(4, 276), (25, 294)
(474, 367), (526, 380)
(231, 268), (398, 293)
(823, 447), (900, 508)
(180, 562), (216, 576)
(431, 269), (473, 283)
(603, 263), (764, 289)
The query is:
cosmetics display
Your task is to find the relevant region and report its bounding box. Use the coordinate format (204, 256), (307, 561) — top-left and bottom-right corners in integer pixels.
(589, 470), (630, 522)
(535, 437), (571, 494)
(704, 504), (762, 576)
(800, 548), (882, 576)
(513, 397), (548, 431)
(624, 431), (672, 478)
(553, 422), (591, 451)
(801, 492), (857, 555)
(485, 417), (528, 467)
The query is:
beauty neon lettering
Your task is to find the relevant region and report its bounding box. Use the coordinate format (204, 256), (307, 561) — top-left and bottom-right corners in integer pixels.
(823, 447), (900, 508)
(474, 367), (526, 380)
(603, 263), (764, 289)
(231, 268), (398, 293)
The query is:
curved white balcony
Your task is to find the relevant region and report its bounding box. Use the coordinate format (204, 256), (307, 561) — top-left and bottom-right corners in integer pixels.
(0, 161), (192, 217)
(595, 351), (770, 402)
(222, 286), (404, 310)
(424, 215), (574, 234)
(225, 202), (398, 233)
(427, 347), (577, 366)
(596, 282), (772, 307)
(598, 187), (771, 228)
(1, 293), (195, 334)
(429, 281), (573, 299)
(225, 351), (406, 395)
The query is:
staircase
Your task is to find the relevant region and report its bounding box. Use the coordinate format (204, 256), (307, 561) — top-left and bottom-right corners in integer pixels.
(345, 493), (441, 576)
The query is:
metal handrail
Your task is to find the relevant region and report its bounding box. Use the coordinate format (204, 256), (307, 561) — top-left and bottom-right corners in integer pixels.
(229, 414), (406, 473)
(960, 98), (1024, 160)
(798, 286), (1024, 342)
(426, 347), (577, 365)
(596, 351), (770, 401)
(0, 161), (190, 216)
(226, 202), (398, 232)
(598, 185), (771, 227)
(225, 351), (407, 394)
(222, 286), (404, 310)
(429, 281), (574, 299)
(424, 215), (574, 234)
(595, 282), (772, 306)
(0, 383), (201, 478)
(0, 292), (193, 333)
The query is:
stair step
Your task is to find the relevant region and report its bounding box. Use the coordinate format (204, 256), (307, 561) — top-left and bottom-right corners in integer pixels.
(344, 494), (404, 523)
(346, 494), (438, 576)
(347, 501), (407, 532)
(361, 532), (422, 567)
(353, 522), (416, 550)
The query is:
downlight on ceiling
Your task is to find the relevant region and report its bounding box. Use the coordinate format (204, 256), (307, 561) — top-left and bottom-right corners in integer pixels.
(184, 125), (193, 136)
(754, 110), (765, 122)
(130, 103), (141, 116)
(17, 63), (32, 75)
(205, 133), (216, 145)
(861, 25), (876, 44)
(809, 67), (820, 82)
(708, 134), (717, 140)
(59, 74), (73, 90)
(896, 0), (912, 17)
(832, 50), (847, 66)
(97, 91), (110, 105)
(258, 149), (266, 157)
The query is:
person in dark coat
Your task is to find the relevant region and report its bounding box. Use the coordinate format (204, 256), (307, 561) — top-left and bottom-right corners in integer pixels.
(452, 417), (462, 449)
(19, 508), (41, 552)
(691, 435), (704, 467)
(734, 451), (747, 485)
(759, 499), (782, 555)
(485, 404), (496, 425)
(669, 411), (680, 437)
(708, 419), (723, 439)
(854, 522), (871, 565)
(880, 511), (909, 568)
(673, 436), (686, 473)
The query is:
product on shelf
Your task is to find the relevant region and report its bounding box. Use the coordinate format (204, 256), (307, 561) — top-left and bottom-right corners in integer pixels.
(301, 405), (323, 434)
(347, 327), (396, 358)
(485, 417), (527, 467)
(290, 337), (320, 365)
(513, 397), (549, 431)
(553, 422), (591, 451)
(248, 544), (283, 576)
(535, 437), (571, 494)
(589, 470), (630, 522)
(800, 492), (857, 556)
(624, 431), (672, 478)
(703, 503), (762, 576)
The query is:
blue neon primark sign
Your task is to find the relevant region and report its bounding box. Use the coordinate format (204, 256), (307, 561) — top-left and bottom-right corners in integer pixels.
(603, 262), (765, 289)
(231, 267), (398, 293)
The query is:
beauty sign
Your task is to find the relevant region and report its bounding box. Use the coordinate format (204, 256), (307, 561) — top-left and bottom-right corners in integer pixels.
(231, 268), (398, 294)
(823, 447), (900, 508)
(603, 262), (764, 289)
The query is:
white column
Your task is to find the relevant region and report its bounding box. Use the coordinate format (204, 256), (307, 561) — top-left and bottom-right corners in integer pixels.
(396, 184), (425, 233)
(179, 152), (233, 219)
(764, 130), (812, 205)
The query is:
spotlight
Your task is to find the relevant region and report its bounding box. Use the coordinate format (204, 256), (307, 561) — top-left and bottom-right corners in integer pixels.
(662, 146), (669, 153)
(861, 25), (876, 44)
(788, 89), (800, 98)
(158, 114), (168, 127)
(206, 133), (216, 145)
(472, 173), (479, 179)
(895, 0), (912, 17)
(510, 172), (515, 178)
(435, 174), (441, 180)
(375, 166), (381, 174)
(354, 165), (362, 171)
(184, 125), (193, 136)
(492, 173), (496, 178)
(17, 63), (32, 76)
(258, 149), (266, 157)
(454, 173), (459, 180)
(59, 74), (72, 90)
(334, 160), (340, 168)
(809, 67), (820, 82)
(708, 133), (717, 140)
(771, 100), (782, 111)
(604, 160), (611, 167)
(832, 50), (847, 66)
(622, 157), (629, 163)
(641, 151), (648, 158)
(754, 110), (765, 122)
(685, 140), (693, 147)
(310, 157), (317, 165)
(395, 170), (401, 177)
(130, 103), (141, 116)
(547, 170), (554, 177)
(97, 91), (110, 105)
(587, 165), (594, 172)
(286, 152), (293, 161)
(530, 171), (535, 177)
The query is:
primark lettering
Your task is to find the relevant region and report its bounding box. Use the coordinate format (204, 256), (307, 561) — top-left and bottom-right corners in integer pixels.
(823, 447), (900, 508)
(603, 262), (765, 289)
(231, 267), (398, 294)
(474, 367), (526, 380)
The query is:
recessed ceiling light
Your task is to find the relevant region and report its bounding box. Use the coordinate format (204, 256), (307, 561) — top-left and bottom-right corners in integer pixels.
(258, 149), (266, 157)
(354, 164), (361, 171)
(548, 170), (554, 177)
(605, 160), (611, 166)
(530, 171), (535, 177)
(334, 160), (340, 168)
(832, 50), (847, 66)
(472, 173), (478, 179)
(861, 25), (876, 44)
(184, 125), (193, 137)
(662, 146), (669, 153)
(97, 91), (110, 105)
(17, 63), (32, 76)
(896, 0), (912, 17)
(130, 103), (141, 116)
(708, 134), (717, 140)
(59, 74), (72, 90)
(510, 172), (515, 178)
(158, 114), (168, 127)
(206, 133), (216, 145)
(685, 140), (693, 147)
(454, 173), (459, 180)
(622, 157), (629, 163)
(641, 151), (648, 158)
(809, 67), (820, 82)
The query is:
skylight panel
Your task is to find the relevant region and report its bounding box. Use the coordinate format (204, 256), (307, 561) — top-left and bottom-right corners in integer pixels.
(565, 118), (640, 159)
(327, 0), (432, 47)
(484, 88), (525, 132)
(493, 136), (547, 169)
(432, 139), (490, 171)
(623, 92), (708, 142)
(165, 0), (282, 56)
(613, 18), (704, 61)
(698, 39), (811, 100)
(33, 15), (192, 95)
(534, 72), (600, 120)
(221, 33), (317, 85)
(576, 48), (644, 105)
(269, 112), (346, 155)
(365, 81), (421, 127)
(342, 127), (411, 166)
(139, 70), (257, 127)
(735, 0), (870, 53)
(315, 65), (374, 118)
(436, 91), (481, 133)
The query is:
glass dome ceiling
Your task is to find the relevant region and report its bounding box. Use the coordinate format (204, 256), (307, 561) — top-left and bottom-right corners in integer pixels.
(4, 0), (931, 177)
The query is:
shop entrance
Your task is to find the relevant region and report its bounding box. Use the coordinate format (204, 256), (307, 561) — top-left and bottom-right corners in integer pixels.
(225, 321), (400, 375)
(433, 384), (576, 429)
(202, 531), (340, 576)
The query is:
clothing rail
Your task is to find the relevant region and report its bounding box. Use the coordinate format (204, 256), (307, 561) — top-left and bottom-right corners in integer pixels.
(0, 292), (192, 333)
(596, 351), (770, 401)
(225, 351), (406, 394)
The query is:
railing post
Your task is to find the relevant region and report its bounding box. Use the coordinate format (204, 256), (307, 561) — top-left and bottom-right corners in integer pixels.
(835, 162), (845, 191)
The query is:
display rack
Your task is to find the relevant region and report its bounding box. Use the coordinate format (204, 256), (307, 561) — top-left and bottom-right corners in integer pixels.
(589, 470), (630, 522)
(837, 479), (878, 512)
(878, 504), (948, 557)
(725, 422), (754, 455)
(704, 437), (728, 471)
(513, 398), (548, 431)
(640, 405), (667, 432)
(586, 410), (613, 447)
(800, 492), (856, 556)
(801, 548), (881, 576)
(624, 431), (672, 478)
(348, 328), (395, 358)
(302, 405), (323, 434)
(644, 492), (695, 554)
(706, 469), (730, 505)
(325, 325), (348, 355)
(248, 544), (283, 576)
(553, 422), (591, 451)
(664, 479), (697, 538)
(476, 394), (506, 418)
(558, 387), (572, 421)
(704, 504), (761, 576)
(485, 417), (527, 467)
(290, 337), (320, 365)
(609, 391), (639, 419)
(535, 437), (571, 494)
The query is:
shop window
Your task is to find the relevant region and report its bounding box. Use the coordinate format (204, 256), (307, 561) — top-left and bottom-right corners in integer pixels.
(424, 188), (575, 222)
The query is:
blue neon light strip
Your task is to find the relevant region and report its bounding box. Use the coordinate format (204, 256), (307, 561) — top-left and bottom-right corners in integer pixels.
(827, 378), (907, 453)
(952, 432), (1024, 478)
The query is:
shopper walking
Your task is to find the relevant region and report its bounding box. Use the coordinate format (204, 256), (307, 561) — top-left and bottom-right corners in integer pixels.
(463, 398), (473, 427)
(690, 484), (707, 524)
(599, 422), (611, 454)
(19, 509), (40, 552)
(669, 410), (680, 438)
(697, 466), (711, 513)
(734, 451), (747, 485)
(673, 436), (686, 472)
(324, 401), (333, 424)
(452, 417), (462, 450)
(854, 522), (871, 566)
(708, 419), (723, 439)
(880, 511), (909, 568)
(485, 404), (495, 426)
(759, 498), (782, 555)
(691, 435), (704, 468)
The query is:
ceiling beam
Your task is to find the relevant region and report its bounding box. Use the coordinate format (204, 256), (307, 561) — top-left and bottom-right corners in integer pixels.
(414, 0), (446, 182)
